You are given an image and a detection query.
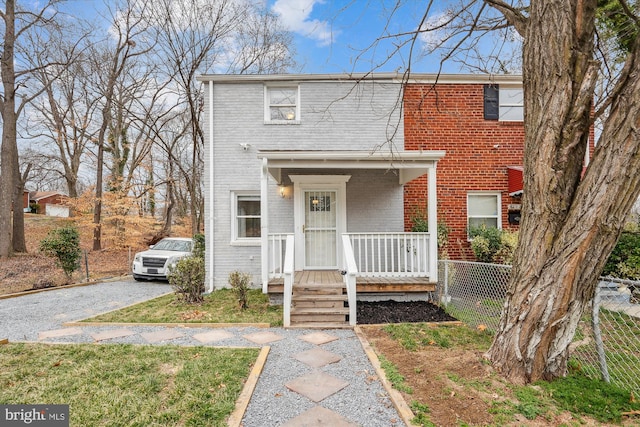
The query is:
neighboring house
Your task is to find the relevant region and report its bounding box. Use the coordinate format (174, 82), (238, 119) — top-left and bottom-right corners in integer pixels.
(23, 189), (31, 212)
(199, 73), (444, 327)
(403, 76), (594, 259)
(403, 77), (526, 259)
(29, 191), (70, 217)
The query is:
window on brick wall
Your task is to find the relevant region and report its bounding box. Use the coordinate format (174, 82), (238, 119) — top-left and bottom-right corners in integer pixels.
(484, 84), (524, 121)
(232, 192), (261, 244)
(467, 193), (501, 231)
(265, 85), (299, 123)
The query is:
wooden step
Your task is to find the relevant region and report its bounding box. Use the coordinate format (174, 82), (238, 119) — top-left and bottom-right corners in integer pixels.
(291, 307), (349, 315)
(293, 300), (345, 309)
(288, 322), (352, 329)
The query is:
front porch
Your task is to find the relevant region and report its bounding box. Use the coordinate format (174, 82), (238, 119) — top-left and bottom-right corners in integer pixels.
(267, 233), (437, 328)
(257, 150), (444, 328)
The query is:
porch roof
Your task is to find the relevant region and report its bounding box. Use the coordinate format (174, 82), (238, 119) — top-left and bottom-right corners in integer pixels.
(257, 150), (446, 185)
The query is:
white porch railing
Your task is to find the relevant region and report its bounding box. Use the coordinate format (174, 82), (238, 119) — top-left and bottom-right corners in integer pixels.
(344, 232), (431, 278)
(267, 233), (291, 279)
(282, 235), (295, 328)
(341, 235), (358, 326)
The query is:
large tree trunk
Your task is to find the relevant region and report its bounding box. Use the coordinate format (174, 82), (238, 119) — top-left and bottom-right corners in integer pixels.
(12, 164), (30, 253)
(487, 0), (640, 383)
(0, 0), (17, 258)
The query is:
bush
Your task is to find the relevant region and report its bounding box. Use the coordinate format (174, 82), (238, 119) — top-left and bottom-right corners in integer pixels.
(603, 231), (640, 279)
(469, 225), (518, 264)
(168, 256), (205, 304)
(192, 233), (205, 259)
(228, 271), (252, 310)
(39, 225), (81, 281)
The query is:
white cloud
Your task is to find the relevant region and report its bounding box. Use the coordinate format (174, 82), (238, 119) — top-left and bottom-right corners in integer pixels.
(272, 0), (335, 46)
(419, 11), (453, 53)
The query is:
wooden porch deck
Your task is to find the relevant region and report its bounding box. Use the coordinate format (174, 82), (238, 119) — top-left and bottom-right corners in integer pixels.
(267, 270), (436, 294)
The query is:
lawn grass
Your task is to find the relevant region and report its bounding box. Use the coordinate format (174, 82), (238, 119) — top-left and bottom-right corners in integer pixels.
(0, 343), (259, 426)
(383, 322), (494, 351)
(83, 288), (283, 326)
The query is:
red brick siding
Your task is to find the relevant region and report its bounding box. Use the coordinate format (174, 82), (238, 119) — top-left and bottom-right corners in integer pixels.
(403, 84), (525, 259)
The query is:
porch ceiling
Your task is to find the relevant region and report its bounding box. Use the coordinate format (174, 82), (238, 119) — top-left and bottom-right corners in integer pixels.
(257, 150), (446, 185)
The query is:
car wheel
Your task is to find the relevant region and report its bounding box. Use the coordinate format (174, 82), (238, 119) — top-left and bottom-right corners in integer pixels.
(133, 275), (145, 282)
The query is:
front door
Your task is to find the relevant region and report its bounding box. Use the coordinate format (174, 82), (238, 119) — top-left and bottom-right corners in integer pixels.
(304, 190), (337, 268)
(290, 175), (350, 271)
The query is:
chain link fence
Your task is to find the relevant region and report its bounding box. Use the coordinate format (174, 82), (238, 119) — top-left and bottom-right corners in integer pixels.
(437, 260), (640, 396)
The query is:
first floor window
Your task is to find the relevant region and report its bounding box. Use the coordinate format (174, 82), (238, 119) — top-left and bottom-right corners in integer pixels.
(235, 194), (261, 240)
(467, 193), (501, 231)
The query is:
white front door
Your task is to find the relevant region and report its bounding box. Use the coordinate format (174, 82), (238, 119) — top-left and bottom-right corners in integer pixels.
(304, 190), (337, 268)
(290, 175), (350, 271)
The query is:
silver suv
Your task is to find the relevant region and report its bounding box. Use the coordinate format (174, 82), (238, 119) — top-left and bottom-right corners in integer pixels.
(131, 237), (194, 281)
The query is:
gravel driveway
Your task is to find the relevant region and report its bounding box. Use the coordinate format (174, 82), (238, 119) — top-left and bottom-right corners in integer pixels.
(0, 279), (171, 341)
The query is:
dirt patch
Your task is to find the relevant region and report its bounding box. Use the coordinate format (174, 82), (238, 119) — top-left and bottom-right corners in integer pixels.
(361, 326), (627, 426)
(357, 300), (456, 324)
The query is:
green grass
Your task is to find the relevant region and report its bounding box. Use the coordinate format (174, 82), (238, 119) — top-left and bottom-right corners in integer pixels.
(383, 323), (493, 351)
(537, 372), (640, 423)
(379, 355), (413, 394)
(410, 401), (435, 426)
(83, 288), (283, 326)
(0, 343), (259, 426)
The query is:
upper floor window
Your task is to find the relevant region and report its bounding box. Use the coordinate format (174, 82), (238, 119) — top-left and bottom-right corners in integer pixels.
(484, 84), (523, 122)
(265, 86), (299, 123)
(467, 192), (501, 232)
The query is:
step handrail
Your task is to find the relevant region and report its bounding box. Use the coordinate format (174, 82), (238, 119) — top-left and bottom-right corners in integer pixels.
(341, 234), (358, 326)
(282, 235), (295, 327)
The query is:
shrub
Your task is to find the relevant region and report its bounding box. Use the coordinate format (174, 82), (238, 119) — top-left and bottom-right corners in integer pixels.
(192, 233), (205, 260)
(39, 225), (81, 282)
(228, 271), (252, 310)
(168, 256), (205, 304)
(469, 225), (518, 264)
(603, 231), (640, 279)
(409, 208), (450, 257)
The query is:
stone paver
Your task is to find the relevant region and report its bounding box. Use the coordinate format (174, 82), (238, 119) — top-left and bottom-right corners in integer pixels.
(91, 328), (136, 342)
(285, 371), (349, 403)
(140, 329), (185, 343)
(38, 327), (83, 340)
(192, 329), (234, 343)
(281, 406), (358, 427)
(243, 330), (284, 344)
(293, 347), (342, 368)
(299, 331), (339, 345)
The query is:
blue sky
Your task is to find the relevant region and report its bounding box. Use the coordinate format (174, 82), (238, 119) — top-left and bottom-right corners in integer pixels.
(59, 0), (493, 74)
(270, 0), (444, 73)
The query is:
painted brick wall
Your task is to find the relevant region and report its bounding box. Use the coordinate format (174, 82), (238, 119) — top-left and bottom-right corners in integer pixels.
(203, 78), (406, 289)
(403, 83), (525, 259)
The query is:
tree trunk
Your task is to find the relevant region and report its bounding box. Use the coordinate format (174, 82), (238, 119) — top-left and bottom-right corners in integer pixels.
(0, 0), (17, 258)
(12, 164), (30, 253)
(487, 0), (640, 383)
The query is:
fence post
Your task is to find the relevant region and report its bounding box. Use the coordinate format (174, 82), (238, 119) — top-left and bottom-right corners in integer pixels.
(84, 250), (90, 282)
(442, 260), (450, 307)
(592, 282), (610, 383)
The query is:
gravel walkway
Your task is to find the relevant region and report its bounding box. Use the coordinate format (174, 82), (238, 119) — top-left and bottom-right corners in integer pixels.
(0, 280), (404, 426)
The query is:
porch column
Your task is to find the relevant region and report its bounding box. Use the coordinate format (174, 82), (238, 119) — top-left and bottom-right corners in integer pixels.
(428, 166), (438, 283)
(260, 157), (269, 293)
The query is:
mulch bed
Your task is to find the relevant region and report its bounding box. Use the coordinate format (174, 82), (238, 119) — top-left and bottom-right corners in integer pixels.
(356, 300), (458, 324)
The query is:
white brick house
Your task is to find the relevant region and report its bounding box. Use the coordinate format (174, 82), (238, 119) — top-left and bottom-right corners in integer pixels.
(198, 73), (444, 327)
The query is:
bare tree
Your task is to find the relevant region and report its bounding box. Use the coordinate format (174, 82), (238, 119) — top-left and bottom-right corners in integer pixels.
(0, 0), (74, 256)
(373, 0), (640, 383)
(139, 0), (295, 235)
(88, 0), (154, 251)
